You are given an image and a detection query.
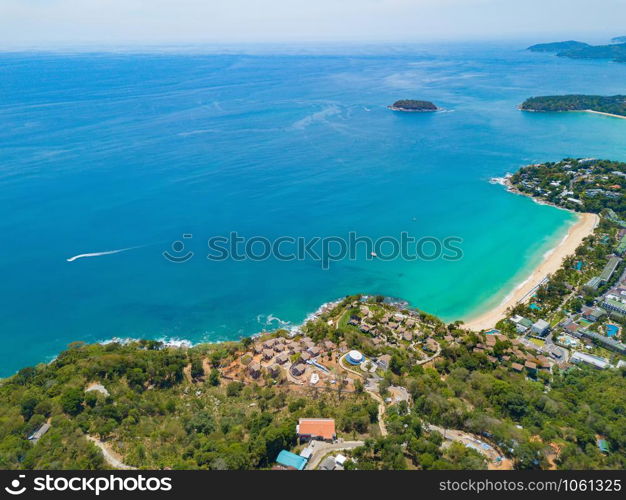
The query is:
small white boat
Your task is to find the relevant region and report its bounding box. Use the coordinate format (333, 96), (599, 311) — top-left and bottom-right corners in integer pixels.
(310, 373), (319, 385)
(370, 251), (378, 258)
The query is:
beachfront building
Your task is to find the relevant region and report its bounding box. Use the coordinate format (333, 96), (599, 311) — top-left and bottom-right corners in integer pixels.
(531, 319), (550, 337)
(570, 351), (610, 370)
(296, 418), (336, 442)
(600, 256), (621, 283)
(585, 277), (602, 291)
(510, 315), (533, 333)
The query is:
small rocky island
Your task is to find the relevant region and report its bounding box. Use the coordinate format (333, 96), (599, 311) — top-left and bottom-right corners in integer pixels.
(388, 99), (438, 112)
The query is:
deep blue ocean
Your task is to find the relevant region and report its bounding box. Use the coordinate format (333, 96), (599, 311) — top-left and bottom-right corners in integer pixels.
(1, 42), (625, 376)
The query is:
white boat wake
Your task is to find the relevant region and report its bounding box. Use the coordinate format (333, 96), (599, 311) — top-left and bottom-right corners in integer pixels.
(66, 246), (138, 262)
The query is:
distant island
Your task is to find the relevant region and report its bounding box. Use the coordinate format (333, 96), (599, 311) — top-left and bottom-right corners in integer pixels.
(527, 40), (626, 63)
(527, 40), (590, 53)
(520, 95), (626, 119)
(612, 36), (626, 43)
(388, 100), (438, 112)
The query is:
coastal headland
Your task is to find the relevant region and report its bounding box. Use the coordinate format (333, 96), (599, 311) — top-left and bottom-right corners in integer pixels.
(519, 95), (626, 118)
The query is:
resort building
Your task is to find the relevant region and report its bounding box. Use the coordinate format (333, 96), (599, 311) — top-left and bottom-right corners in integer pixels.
(531, 319), (550, 337)
(296, 418), (336, 442)
(376, 354), (392, 371)
(602, 298), (626, 317)
(267, 365), (281, 378)
(570, 351), (610, 370)
(291, 363), (306, 377)
(599, 256), (621, 282)
(346, 350), (364, 365)
(510, 315), (533, 333)
(248, 362), (261, 379)
(308, 346), (321, 357)
(585, 277), (602, 291)
(580, 329), (626, 354)
(524, 361), (537, 373)
(581, 306), (606, 322)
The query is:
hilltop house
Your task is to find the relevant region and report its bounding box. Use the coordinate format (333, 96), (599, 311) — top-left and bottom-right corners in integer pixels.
(377, 354), (392, 371)
(296, 418), (336, 442)
(248, 362), (261, 379)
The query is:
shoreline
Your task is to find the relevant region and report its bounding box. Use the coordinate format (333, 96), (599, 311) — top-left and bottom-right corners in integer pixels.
(462, 211), (600, 331)
(519, 107), (626, 120)
(387, 106), (439, 112)
(583, 109), (626, 120)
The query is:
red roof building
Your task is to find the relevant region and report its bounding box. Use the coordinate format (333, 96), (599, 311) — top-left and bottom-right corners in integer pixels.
(296, 418), (336, 441)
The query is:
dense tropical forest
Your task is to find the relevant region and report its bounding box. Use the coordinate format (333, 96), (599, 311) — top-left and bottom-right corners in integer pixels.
(520, 95), (626, 118)
(1, 315), (624, 470)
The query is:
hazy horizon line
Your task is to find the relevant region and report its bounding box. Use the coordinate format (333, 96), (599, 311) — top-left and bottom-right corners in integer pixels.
(0, 31), (622, 55)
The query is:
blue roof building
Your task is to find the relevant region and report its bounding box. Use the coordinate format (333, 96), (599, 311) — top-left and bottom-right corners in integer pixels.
(276, 450), (307, 470)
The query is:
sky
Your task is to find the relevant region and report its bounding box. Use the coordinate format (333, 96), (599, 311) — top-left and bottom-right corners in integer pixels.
(1, 0), (624, 48)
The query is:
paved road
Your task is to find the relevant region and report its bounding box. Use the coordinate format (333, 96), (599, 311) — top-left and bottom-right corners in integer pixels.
(304, 440), (364, 470)
(366, 390), (388, 437)
(87, 436), (137, 470)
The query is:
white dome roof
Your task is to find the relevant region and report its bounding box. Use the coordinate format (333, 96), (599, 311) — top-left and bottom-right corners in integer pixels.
(348, 350), (363, 362)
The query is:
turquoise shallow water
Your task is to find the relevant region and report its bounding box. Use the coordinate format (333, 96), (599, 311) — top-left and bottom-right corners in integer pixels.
(1, 42), (625, 376)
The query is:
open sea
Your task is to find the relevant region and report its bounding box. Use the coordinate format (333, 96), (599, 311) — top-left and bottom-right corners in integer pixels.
(1, 42), (625, 376)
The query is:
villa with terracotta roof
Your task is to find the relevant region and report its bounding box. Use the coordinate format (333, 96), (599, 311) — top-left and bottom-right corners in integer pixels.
(296, 418), (336, 442)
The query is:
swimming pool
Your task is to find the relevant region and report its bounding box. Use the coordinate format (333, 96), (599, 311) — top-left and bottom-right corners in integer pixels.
(606, 324), (619, 337)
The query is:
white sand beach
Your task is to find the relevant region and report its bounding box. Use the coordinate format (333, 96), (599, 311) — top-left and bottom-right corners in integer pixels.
(584, 110), (626, 120)
(463, 212), (600, 331)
